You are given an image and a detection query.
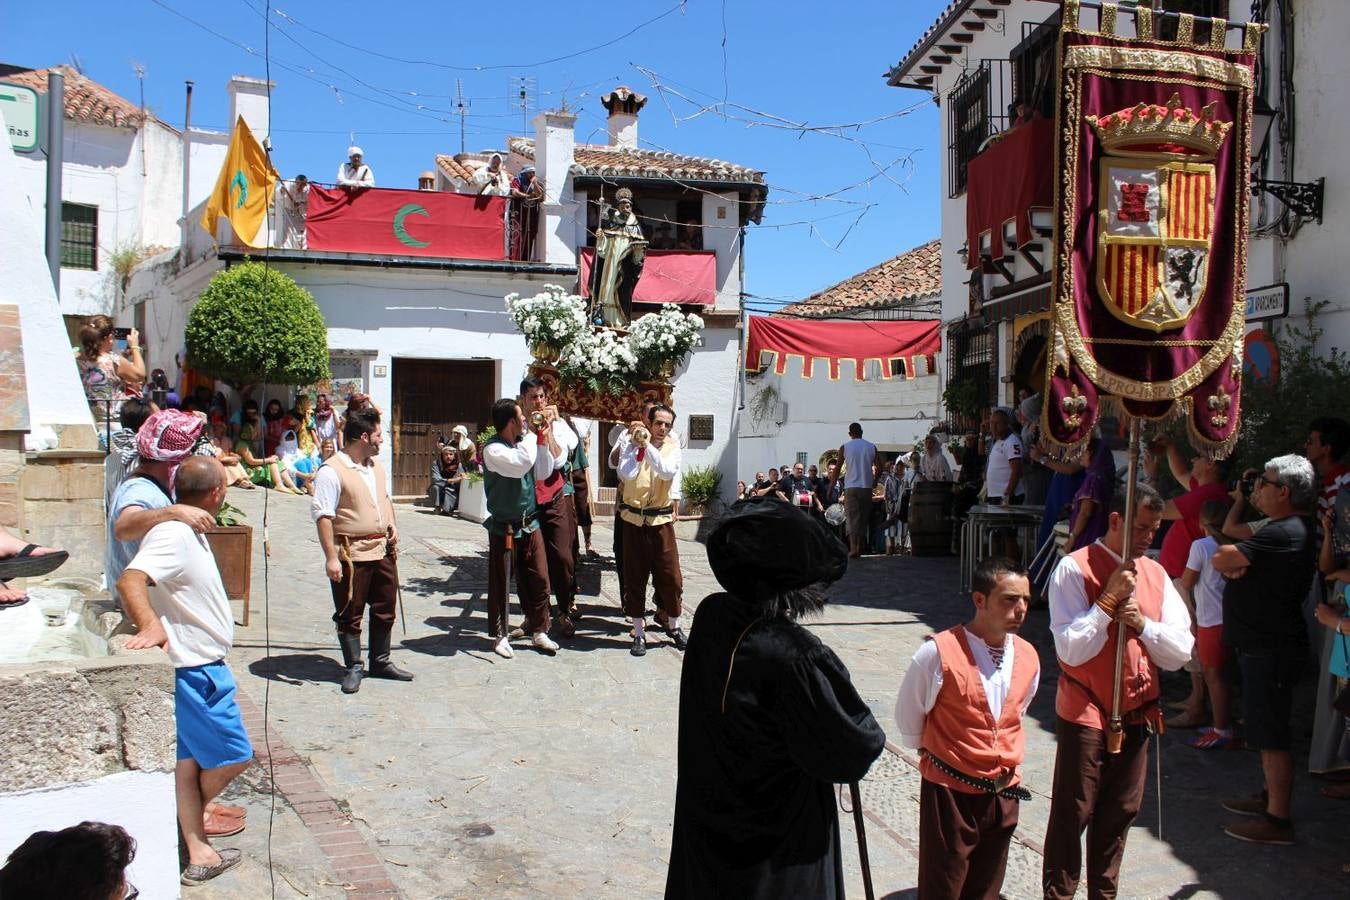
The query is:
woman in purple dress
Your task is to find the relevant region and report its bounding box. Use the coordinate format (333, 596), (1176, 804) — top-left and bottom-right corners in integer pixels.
(1064, 437), (1117, 551)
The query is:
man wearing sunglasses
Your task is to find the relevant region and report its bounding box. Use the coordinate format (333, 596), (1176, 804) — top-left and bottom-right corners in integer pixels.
(1213, 454), (1317, 846)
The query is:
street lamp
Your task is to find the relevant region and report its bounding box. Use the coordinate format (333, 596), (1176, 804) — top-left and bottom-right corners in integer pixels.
(1249, 93), (1325, 223)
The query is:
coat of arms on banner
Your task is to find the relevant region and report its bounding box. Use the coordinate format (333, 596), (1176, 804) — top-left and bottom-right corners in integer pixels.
(1091, 96), (1231, 333)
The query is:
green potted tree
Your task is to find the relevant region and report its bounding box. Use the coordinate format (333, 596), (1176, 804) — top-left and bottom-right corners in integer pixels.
(675, 464), (723, 543)
(187, 262), (331, 624)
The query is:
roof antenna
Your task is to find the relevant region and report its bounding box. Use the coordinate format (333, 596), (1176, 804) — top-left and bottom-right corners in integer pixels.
(69, 52), (85, 75)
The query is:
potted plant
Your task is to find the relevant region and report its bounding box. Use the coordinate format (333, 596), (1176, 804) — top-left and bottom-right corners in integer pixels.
(675, 464), (723, 543)
(185, 261), (331, 391)
(941, 378), (982, 428)
(203, 500), (253, 626)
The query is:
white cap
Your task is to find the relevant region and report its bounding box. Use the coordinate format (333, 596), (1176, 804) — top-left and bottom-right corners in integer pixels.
(348, 145), (363, 157)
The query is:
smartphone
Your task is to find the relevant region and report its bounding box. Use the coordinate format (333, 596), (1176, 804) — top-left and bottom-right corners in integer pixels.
(113, 327), (132, 339)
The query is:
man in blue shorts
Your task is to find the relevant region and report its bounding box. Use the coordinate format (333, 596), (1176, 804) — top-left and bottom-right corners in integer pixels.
(121, 456), (253, 886)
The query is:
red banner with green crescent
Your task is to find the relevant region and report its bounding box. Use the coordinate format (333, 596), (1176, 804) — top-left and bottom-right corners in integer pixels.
(305, 186), (506, 260)
(1042, 1), (1262, 456)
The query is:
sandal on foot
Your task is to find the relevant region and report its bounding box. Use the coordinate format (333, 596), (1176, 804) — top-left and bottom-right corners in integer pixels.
(181, 848), (242, 886)
(203, 811), (245, 837)
(0, 545), (68, 581)
(208, 801), (247, 819)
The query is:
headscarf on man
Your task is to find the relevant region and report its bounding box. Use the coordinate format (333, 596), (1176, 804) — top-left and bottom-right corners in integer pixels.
(706, 497), (847, 617)
(450, 424), (475, 455)
(137, 409), (206, 488)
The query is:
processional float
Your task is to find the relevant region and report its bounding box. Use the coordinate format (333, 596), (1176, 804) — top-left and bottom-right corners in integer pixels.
(1041, 1), (1264, 752)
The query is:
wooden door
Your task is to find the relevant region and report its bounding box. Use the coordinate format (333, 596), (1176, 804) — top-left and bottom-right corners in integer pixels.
(391, 359), (495, 496)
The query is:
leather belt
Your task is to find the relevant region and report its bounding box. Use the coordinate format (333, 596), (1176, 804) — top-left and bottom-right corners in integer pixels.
(925, 752), (1032, 801)
(621, 503), (673, 517)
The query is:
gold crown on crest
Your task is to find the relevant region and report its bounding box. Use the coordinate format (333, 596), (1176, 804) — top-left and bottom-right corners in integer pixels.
(1086, 93), (1232, 158)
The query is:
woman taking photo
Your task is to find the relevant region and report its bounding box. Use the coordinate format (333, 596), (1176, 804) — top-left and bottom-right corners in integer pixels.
(76, 316), (144, 427)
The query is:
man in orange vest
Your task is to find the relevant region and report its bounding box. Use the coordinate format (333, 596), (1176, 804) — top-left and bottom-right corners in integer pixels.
(895, 556), (1038, 899)
(1042, 483), (1194, 899)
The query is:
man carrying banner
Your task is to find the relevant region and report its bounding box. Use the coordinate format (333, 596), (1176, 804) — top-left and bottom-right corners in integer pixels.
(482, 398), (558, 659)
(894, 556), (1038, 900)
(617, 403), (686, 656)
(1042, 484), (1193, 899)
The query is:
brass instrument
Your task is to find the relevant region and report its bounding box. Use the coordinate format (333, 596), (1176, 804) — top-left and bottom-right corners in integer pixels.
(631, 425), (651, 447)
(529, 410), (548, 430)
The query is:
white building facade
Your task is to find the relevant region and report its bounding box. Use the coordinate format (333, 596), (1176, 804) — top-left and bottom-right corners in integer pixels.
(884, 0), (1342, 424)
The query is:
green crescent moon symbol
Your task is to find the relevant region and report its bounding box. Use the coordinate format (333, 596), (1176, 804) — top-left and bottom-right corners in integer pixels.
(230, 170), (248, 209)
(393, 204), (431, 248)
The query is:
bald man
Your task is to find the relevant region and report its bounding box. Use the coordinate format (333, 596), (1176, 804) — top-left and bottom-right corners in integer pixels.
(121, 456), (253, 885)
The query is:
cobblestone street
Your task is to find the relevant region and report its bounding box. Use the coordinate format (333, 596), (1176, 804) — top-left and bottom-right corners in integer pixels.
(195, 487), (1349, 899)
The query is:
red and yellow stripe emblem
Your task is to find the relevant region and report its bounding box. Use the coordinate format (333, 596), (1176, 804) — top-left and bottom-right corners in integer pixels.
(1165, 169), (1214, 241)
(1102, 244), (1161, 316)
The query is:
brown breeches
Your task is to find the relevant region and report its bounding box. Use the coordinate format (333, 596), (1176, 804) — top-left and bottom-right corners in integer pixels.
(486, 528), (551, 638)
(330, 555), (399, 635)
(1042, 718), (1150, 900)
(619, 520), (682, 619)
(537, 494), (576, 617)
(917, 779), (1019, 900)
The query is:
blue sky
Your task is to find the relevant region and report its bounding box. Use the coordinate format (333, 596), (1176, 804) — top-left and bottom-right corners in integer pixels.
(5, 0), (948, 309)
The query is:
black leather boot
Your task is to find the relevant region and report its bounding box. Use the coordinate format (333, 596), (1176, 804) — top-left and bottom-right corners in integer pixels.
(338, 632), (363, 694)
(367, 624), (414, 681)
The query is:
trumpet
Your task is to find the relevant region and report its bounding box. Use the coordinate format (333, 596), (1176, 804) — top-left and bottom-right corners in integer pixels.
(529, 410), (548, 430)
(631, 425), (651, 447)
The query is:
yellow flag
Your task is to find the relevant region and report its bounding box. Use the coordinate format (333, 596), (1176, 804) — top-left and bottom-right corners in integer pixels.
(200, 116), (277, 248)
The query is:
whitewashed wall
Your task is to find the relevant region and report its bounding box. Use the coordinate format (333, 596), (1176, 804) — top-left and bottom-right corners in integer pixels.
(738, 356), (942, 479)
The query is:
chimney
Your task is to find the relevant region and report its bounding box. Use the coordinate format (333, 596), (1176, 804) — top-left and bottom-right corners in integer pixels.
(601, 86), (647, 150)
(533, 109), (577, 264)
(226, 75), (274, 142)
(418, 171), (435, 191)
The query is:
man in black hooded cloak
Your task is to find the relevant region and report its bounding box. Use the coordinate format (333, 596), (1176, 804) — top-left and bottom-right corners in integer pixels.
(665, 497), (886, 899)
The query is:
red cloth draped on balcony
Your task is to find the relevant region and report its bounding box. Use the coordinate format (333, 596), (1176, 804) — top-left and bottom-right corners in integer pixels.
(579, 248), (717, 306)
(965, 117), (1055, 267)
(304, 186), (507, 260)
(746, 316), (940, 381)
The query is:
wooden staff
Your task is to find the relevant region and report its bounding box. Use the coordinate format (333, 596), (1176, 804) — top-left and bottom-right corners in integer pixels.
(1106, 418), (1142, 754)
(848, 781), (875, 900)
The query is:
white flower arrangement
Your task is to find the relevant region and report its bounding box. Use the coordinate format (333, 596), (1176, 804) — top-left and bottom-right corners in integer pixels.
(558, 327), (640, 395)
(627, 304), (704, 377)
(504, 284), (589, 349)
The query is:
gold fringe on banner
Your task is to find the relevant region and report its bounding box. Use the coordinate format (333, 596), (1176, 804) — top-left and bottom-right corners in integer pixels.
(1210, 18), (1228, 48)
(1135, 5), (1154, 41)
(1177, 13), (1195, 44)
(1243, 23), (1263, 52)
(1065, 0), (1081, 31)
(1101, 3), (1118, 36)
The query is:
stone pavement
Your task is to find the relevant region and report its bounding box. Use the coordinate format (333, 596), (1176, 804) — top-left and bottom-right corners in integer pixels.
(191, 486), (1349, 899)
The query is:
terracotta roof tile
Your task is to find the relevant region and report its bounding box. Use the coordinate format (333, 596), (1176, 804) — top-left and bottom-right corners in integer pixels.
(885, 0), (975, 85)
(507, 136), (765, 187)
(434, 153), (478, 183)
(3, 65), (143, 128)
(777, 239), (941, 318)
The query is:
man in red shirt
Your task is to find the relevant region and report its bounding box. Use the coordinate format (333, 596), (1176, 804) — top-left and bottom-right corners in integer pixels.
(1305, 417), (1350, 513)
(1147, 436), (1230, 728)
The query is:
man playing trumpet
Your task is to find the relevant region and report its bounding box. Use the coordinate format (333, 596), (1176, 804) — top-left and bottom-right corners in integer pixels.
(616, 403), (686, 656)
(519, 378), (580, 637)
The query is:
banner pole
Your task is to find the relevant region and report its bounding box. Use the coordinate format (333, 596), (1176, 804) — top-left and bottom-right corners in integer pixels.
(1107, 417), (1141, 754)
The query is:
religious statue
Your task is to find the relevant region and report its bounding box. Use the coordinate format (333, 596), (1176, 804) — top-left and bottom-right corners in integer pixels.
(589, 187), (647, 328)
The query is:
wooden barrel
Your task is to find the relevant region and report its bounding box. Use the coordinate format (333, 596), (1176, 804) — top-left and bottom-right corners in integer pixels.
(909, 481), (955, 556)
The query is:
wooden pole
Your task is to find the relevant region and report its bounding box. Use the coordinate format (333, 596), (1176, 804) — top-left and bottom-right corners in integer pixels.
(848, 781), (875, 900)
(1106, 417), (1141, 754)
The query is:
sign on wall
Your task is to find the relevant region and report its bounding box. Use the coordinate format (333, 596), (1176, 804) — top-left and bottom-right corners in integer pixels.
(0, 82), (39, 153)
(1244, 283), (1289, 323)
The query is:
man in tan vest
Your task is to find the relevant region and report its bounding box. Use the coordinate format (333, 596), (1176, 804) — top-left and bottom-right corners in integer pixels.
(1042, 483), (1193, 899)
(894, 556), (1038, 900)
(616, 403), (686, 656)
(312, 407), (413, 694)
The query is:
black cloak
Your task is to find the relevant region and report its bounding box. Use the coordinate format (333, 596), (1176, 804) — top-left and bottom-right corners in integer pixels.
(665, 500), (885, 899)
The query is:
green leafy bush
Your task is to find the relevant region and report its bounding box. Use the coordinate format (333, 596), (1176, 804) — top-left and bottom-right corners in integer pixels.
(680, 464), (723, 513)
(215, 500), (247, 528)
(186, 261), (330, 390)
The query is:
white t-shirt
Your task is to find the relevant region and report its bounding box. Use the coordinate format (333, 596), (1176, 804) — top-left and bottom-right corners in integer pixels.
(125, 521), (234, 668)
(1185, 535), (1226, 628)
(841, 437), (877, 490)
(985, 433), (1024, 499)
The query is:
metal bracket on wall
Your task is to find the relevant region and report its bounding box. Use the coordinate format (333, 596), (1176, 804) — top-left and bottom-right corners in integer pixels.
(1251, 177), (1324, 224)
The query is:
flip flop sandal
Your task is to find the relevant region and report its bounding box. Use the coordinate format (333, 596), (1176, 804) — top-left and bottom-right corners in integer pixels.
(0, 545), (69, 581)
(203, 811), (245, 837)
(0, 589), (30, 609)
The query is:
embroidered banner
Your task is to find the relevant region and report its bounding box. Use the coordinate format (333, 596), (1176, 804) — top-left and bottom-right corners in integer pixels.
(305, 186), (506, 260)
(746, 316), (940, 381)
(1042, 2), (1262, 455)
